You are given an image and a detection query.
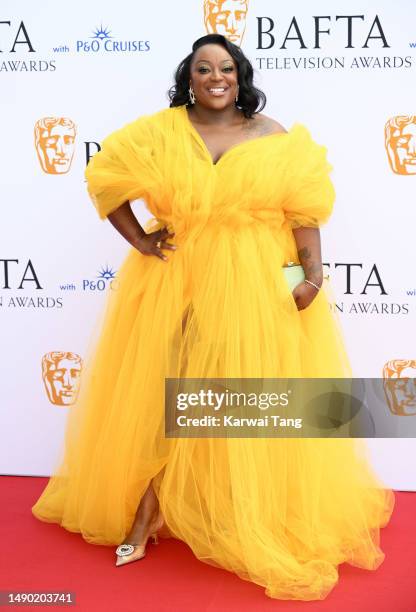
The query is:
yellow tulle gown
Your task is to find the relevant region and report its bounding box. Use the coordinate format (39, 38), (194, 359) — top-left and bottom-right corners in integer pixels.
(32, 104), (395, 601)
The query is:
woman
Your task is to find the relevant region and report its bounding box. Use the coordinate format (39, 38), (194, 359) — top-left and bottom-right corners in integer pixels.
(32, 34), (395, 601)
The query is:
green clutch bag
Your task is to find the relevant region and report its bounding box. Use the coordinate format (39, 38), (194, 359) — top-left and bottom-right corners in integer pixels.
(282, 262), (305, 291)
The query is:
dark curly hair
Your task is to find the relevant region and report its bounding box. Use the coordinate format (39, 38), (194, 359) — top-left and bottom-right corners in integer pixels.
(167, 34), (266, 119)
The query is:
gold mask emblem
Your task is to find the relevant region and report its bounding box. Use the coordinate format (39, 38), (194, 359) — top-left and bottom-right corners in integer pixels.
(35, 117), (77, 174)
(385, 116), (416, 175)
(204, 0), (249, 46)
(42, 351), (83, 405)
(383, 359), (416, 416)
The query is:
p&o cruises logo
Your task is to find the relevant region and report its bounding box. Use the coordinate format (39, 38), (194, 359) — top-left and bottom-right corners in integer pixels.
(75, 24), (150, 53)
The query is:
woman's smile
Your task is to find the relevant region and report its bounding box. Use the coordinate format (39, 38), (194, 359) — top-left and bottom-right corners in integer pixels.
(207, 86), (229, 96)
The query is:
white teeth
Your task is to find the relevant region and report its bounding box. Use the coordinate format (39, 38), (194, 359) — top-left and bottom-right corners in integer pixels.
(209, 88), (225, 92)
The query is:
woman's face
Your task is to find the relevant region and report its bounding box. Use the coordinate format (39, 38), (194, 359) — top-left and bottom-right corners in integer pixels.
(189, 44), (239, 111)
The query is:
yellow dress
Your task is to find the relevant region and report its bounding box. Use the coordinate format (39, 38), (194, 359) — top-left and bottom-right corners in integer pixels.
(32, 104), (395, 601)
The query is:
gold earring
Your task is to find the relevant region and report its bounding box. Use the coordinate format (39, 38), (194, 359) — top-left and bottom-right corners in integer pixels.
(189, 84), (196, 105)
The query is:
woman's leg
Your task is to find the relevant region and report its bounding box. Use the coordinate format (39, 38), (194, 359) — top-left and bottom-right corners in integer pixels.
(122, 478), (160, 544)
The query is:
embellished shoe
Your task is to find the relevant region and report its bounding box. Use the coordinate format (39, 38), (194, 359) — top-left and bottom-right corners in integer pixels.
(115, 511), (164, 567)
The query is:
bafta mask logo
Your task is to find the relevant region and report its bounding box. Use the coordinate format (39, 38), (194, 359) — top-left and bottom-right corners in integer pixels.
(385, 115), (416, 175)
(203, 0), (249, 46)
(42, 351), (83, 406)
(383, 359), (416, 416)
(34, 117), (77, 174)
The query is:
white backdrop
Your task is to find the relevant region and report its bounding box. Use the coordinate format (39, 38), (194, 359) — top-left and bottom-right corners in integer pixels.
(1, 0), (415, 489)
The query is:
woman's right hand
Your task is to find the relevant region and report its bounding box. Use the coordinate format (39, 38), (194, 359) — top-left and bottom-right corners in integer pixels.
(135, 226), (177, 262)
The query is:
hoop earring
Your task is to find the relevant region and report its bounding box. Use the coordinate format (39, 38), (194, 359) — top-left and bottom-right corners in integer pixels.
(189, 84), (196, 105)
(235, 85), (239, 104)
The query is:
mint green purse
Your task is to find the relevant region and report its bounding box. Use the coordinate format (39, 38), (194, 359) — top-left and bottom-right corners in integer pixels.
(282, 262), (305, 291)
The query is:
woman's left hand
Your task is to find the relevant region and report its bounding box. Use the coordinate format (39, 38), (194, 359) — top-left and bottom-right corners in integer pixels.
(292, 281), (320, 311)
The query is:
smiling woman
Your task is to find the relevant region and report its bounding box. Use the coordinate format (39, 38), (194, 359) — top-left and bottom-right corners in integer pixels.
(31, 33), (395, 602)
(169, 39), (287, 164)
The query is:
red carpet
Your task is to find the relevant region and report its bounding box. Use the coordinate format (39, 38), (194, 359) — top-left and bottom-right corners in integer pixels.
(0, 476), (414, 611)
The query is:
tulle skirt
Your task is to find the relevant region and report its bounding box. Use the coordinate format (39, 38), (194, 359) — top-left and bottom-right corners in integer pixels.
(32, 219), (395, 601)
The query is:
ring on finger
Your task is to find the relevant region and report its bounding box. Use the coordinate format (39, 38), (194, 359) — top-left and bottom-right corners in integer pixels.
(156, 241), (162, 249)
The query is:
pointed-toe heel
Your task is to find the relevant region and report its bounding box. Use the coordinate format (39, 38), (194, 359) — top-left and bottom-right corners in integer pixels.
(115, 511), (164, 567)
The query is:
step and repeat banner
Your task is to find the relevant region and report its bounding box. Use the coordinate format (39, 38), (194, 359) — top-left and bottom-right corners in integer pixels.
(1, 1), (415, 489)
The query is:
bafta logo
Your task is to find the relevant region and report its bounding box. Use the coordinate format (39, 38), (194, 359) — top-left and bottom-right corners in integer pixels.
(385, 115), (416, 175)
(42, 351), (83, 406)
(203, 0), (249, 46)
(383, 359), (416, 416)
(34, 117), (77, 174)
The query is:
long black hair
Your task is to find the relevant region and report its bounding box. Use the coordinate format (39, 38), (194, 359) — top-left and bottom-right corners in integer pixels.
(168, 34), (266, 119)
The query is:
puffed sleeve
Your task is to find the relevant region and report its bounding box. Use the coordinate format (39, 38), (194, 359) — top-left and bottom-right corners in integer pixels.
(84, 114), (160, 220)
(282, 125), (335, 229)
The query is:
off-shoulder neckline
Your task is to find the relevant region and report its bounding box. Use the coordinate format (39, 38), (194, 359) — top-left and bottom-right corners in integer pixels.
(178, 104), (303, 167)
